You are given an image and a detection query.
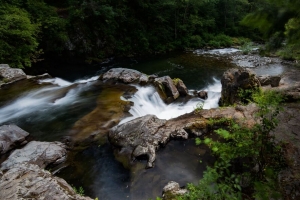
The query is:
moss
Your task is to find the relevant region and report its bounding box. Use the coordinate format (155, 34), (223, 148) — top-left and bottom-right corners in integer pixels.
(172, 78), (182, 86)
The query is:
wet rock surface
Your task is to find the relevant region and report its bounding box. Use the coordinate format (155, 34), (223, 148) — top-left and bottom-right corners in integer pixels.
(162, 181), (188, 200)
(219, 68), (260, 106)
(154, 76), (180, 103)
(258, 75), (281, 87)
(0, 64), (27, 84)
(0, 125), (29, 154)
(0, 163), (92, 200)
(173, 79), (189, 96)
(230, 54), (282, 68)
(0, 140), (92, 200)
(1, 141), (67, 171)
(197, 90), (208, 99)
(101, 68), (146, 83)
(109, 104), (258, 168)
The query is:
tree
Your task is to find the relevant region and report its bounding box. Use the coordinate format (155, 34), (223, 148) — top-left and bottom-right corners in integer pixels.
(0, 4), (39, 68)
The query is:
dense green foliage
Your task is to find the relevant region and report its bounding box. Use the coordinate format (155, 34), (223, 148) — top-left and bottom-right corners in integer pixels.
(1, 0), (299, 67)
(178, 90), (284, 199)
(242, 0), (300, 60)
(1, 0), (254, 67)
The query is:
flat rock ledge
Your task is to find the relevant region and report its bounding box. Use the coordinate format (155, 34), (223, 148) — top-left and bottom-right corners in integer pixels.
(0, 64), (26, 84)
(0, 124), (29, 154)
(0, 64), (52, 88)
(108, 103), (258, 168)
(0, 140), (92, 200)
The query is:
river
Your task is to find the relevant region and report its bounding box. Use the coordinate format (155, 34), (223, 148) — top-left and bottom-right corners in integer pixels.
(0, 50), (237, 199)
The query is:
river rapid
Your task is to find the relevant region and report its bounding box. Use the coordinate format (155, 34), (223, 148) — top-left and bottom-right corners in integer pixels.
(0, 50), (238, 199)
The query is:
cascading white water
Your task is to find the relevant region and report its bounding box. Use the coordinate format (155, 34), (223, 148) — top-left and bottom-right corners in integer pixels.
(119, 78), (221, 124)
(0, 74), (221, 125)
(0, 76), (99, 124)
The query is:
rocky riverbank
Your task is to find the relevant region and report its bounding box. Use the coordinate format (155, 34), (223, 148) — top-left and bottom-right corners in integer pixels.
(0, 49), (300, 199)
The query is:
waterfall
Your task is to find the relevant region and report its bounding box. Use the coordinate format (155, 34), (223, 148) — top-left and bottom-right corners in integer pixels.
(0, 76), (99, 124)
(119, 78), (221, 124)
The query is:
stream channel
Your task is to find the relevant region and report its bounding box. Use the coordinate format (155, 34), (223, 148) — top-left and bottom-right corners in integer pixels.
(1, 49), (251, 199)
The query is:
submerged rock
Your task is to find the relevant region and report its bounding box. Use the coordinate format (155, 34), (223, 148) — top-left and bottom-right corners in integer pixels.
(219, 68), (260, 106)
(0, 140), (92, 200)
(0, 125), (29, 154)
(0, 64), (27, 84)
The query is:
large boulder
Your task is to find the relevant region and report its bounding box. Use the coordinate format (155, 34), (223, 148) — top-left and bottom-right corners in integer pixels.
(101, 68), (146, 84)
(173, 78), (189, 96)
(154, 76), (180, 103)
(0, 125), (29, 154)
(0, 163), (92, 200)
(1, 141), (67, 171)
(0, 64), (26, 83)
(109, 104), (258, 168)
(0, 140), (92, 200)
(219, 68), (260, 106)
(108, 115), (188, 168)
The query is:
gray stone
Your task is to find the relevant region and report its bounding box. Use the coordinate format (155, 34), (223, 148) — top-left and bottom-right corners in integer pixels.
(1, 141), (67, 170)
(139, 74), (149, 85)
(258, 75), (281, 87)
(0, 64), (27, 83)
(154, 76), (180, 103)
(174, 79), (189, 96)
(162, 181), (188, 200)
(0, 163), (92, 200)
(109, 115), (189, 168)
(101, 68), (145, 83)
(219, 68), (260, 106)
(27, 73), (52, 81)
(0, 125), (29, 154)
(198, 90), (208, 100)
(109, 103), (258, 168)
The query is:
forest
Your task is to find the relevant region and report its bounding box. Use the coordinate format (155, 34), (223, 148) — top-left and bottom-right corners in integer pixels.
(0, 0), (299, 68)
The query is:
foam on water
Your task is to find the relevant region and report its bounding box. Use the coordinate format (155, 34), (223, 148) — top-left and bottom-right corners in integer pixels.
(119, 78), (221, 124)
(194, 48), (241, 55)
(0, 77), (97, 124)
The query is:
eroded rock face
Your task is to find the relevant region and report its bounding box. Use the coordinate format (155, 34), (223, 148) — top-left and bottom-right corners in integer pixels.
(258, 75), (281, 87)
(1, 141), (67, 171)
(0, 125), (29, 154)
(174, 79), (189, 96)
(0, 140), (92, 200)
(0, 163), (92, 200)
(101, 68), (146, 83)
(162, 181), (188, 200)
(154, 76), (180, 103)
(109, 115), (189, 168)
(198, 90), (208, 100)
(109, 104), (258, 168)
(0, 64), (27, 83)
(219, 68), (260, 106)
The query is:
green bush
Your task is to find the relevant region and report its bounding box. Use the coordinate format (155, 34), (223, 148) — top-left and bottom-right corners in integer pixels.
(180, 90), (284, 200)
(0, 4), (39, 68)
